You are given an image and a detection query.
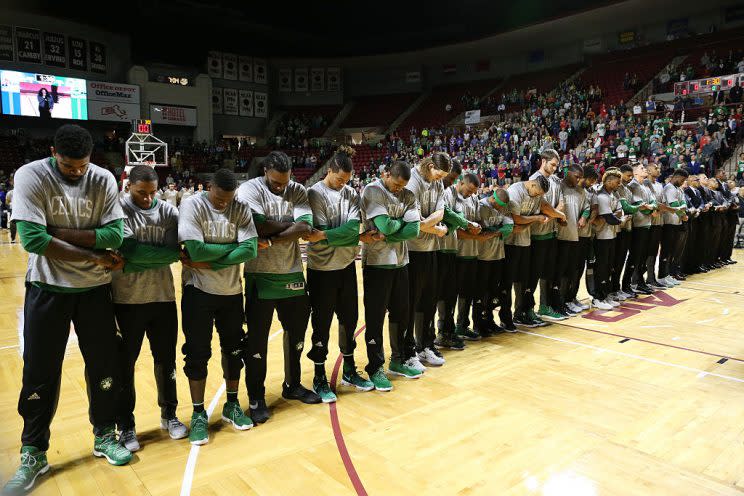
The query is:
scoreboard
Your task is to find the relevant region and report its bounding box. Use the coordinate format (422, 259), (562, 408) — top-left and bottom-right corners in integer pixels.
(133, 119), (152, 134)
(674, 73), (742, 96)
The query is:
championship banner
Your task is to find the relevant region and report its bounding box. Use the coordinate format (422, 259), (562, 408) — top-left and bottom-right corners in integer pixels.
(223, 88), (238, 115)
(278, 68), (292, 92)
(310, 67), (325, 92)
(253, 58), (267, 84)
(88, 100), (140, 122)
(405, 71), (421, 83)
(207, 51), (222, 79)
(294, 67), (308, 92)
(89, 41), (107, 74)
(42, 32), (66, 67)
(150, 104), (197, 127)
(239, 56), (253, 82)
(0, 26), (14, 62)
(223, 53), (237, 80)
(212, 87), (223, 114)
(464, 109), (481, 125)
(327, 67), (341, 92)
(68, 37), (87, 71)
(253, 92), (267, 118)
(239, 89), (253, 117)
(15, 27), (41, 64)
(87, 81), (140, 103)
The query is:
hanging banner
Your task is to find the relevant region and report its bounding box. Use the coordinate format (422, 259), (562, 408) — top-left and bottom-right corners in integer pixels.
(310, 67), (325, 92)
(223, 53), (237, 80)
(0, 26), (13, 62)
(87, 81), (140, 104)
(278, 68), (292, 92)
(223, 88), (238, 115)
(238, 56), (252, 82)
(405, 71), (421, 83)
(89, 41), (107, 74)
(42, 32), (66, 68)
(15, 27), (41, 64)
(294, 67), (308, 92)
(88, 101), (140, 122)
(253, 92), (267, 118)
(464, 109), (481, 125)
(68, 37), (87, 71)
(207, 51), (222, 79)
(239, 89), (253, 117)
(212, 87), (223, 115)
(150, 104), (197, 126)
(253, 58), (267, 84)
(327, 67), (341, 92)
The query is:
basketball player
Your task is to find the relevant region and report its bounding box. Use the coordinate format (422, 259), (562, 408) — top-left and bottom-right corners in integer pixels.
(305, 146), (378, 403)
(4, 125), (131, 494)
(361, 161), (421, 388)
(682, 173), (706, 274)
(658, 169), (689, 287)
(554, 164), (587, 315)
(161, 183), (179, 208)
(435, 160), (481, 350)
(179, 168), (258, 445)
(111, 165), (187, 452)
(611, 164), (639, 302)
(592, 168), (624, 310)
(624, 163), (657, 295)
(644, 163), (673, 289)
(565, 165), (598, 313)
(239, 152), (321, 424)
(405, 152), (450, 369)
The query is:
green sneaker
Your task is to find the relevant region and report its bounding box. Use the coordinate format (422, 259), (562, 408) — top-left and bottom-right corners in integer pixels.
(527, 309), (548, 327)
(189, 411), (209, 445)
(93, 428), (133, 466)
(2, 446), (50, 494)
(221, 401), (253, 431)
(537, 305), (567, 322)
(313, 376), (338, 403)
(369, 368), (393, 391)
(388, 360), (423, 379)
(340, 366), (375, 392)
(455, 325), (482, 341)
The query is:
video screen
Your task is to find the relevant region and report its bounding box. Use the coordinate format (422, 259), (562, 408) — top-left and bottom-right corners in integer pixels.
(1, 70), (88, 120)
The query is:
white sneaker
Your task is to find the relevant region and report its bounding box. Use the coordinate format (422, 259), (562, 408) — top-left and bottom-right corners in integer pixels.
(566, 302), (582, 314)
(573, 299), (590, 310)
(418, 347), (445, 367)
(592, 298), (613, 310)
(405, 356), (427, 373)
(663, 276), (679, 286)
(161, 417), (189, 439)
(619, 290), (633, 299)
(613, 291), (627, 301)
(605, 298), (620, 308)
(119, 428), (140, 452)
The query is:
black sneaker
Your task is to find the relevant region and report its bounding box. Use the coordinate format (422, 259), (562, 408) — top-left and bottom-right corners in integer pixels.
(500, 322), (518, 333)
(513, 313), (536, 328)
(637, 283), (655, 294)
(429, 345), (445, 359)
(249, 399), (271, 424)
(434, 333), (466, 351)
(560, 304), (578, 317)
(282, 384), (322, 404)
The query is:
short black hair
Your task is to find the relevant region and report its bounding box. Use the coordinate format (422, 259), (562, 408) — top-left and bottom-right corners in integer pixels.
(567, 164), (583, 175)
(388, 160), (411, 180)
(329, 145), (355, 173)
(213, 168), (237, 191)
(54, 124), (93, 159)
(534, 174), (549, 192)
(450, 158), (463, 175)
(263, 151), (292, 173)
(462, 172), (479, 186)
(672, 168), (689, 178)
(582, 165), (598, 180)
(620, 164), (634, 173)
(128, 165), (159, 185)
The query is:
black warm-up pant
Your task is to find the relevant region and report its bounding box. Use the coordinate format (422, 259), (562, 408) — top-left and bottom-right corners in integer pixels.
(527, 238), (557, 310)
(659, 224), (686, 278)
(115, 301), (178, 429)
(612, 230), (632, 292)
(407, 251), (437, 352)
(19, 284), (120, 452)
(593, 239), (616, 301)
(306, 264), (358, 365)
(556, 239), (580, 307)
(625, 226), (650, 287)
(455, 258), (479, 329)
(505, 244), (530, 321)
(475, 259), (506, 330)
(645, 225), (663, 283)
(435, 252), (458, 336)
(244, 281), (310, 401)
(182, 286), (245, 383)
(363, 266), (409, 375)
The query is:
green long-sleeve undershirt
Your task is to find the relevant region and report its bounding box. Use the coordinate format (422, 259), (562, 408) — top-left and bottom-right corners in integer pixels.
(317, 220), (360, 247)
(619, 198), (639, 214)
(94, 220), (124, 250)
(442, 206), (469, 231)
(384, 221), (420, 243)
(210, 238), (258, 271)
(119, 238), (180, 274)
(183, 240), (238, 262)
(17, 221), (52, 254)
(483, 224), (514, 237)
(373, 215), (402, 236)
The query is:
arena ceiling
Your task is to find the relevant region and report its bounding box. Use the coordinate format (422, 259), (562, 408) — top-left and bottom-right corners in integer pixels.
(14, 0), (620, 63)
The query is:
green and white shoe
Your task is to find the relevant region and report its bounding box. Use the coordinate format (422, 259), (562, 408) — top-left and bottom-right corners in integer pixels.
(313, 376), (338, 403)
(537, 305), (567, 322)
(340, 367), (375, 392)
(222, 402), (253, 430)
(2, 446), (50, 494)
(189, 411), (209, 445)
(369, 368), (393, 391)
(93, 428), (133, 466)
(388, 360), (423, 379)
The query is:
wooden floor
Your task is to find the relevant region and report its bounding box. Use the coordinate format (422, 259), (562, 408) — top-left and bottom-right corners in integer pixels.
(1, 227), (743, 495)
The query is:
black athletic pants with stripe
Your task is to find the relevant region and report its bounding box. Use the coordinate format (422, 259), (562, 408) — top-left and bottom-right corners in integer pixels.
(436, 252), (457, 336)
(645, 225), (663, 283)
(306, 264), (358, 365)
(505, 244), (530, 321)
(556, 240), (580, 307)
(363, 266), (409, 375)
(476, 259), (507, 330)
(407, 251), (437, 352)
(625, 227), (650, 287)
(594, 239), (615, 301)
(612, 230), (631, 292)
(244, 282), (309, 401)
(526, 238), (556, 310)
(568, 237), (592, 301)
(115, 301), (178, 429)
(455, 258), (479, 329)
(19, 284), (119, 452)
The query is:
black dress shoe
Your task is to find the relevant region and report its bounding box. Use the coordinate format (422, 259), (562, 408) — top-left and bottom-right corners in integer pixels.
(282, 383), (322, 404)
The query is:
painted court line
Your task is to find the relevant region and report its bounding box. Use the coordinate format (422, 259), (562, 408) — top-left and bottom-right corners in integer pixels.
(518, 330), (744, 383)
(180, 328), (283, 496)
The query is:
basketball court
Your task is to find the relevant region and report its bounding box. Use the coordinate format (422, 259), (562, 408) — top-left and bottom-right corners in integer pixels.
(1, 229), (742, 495)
